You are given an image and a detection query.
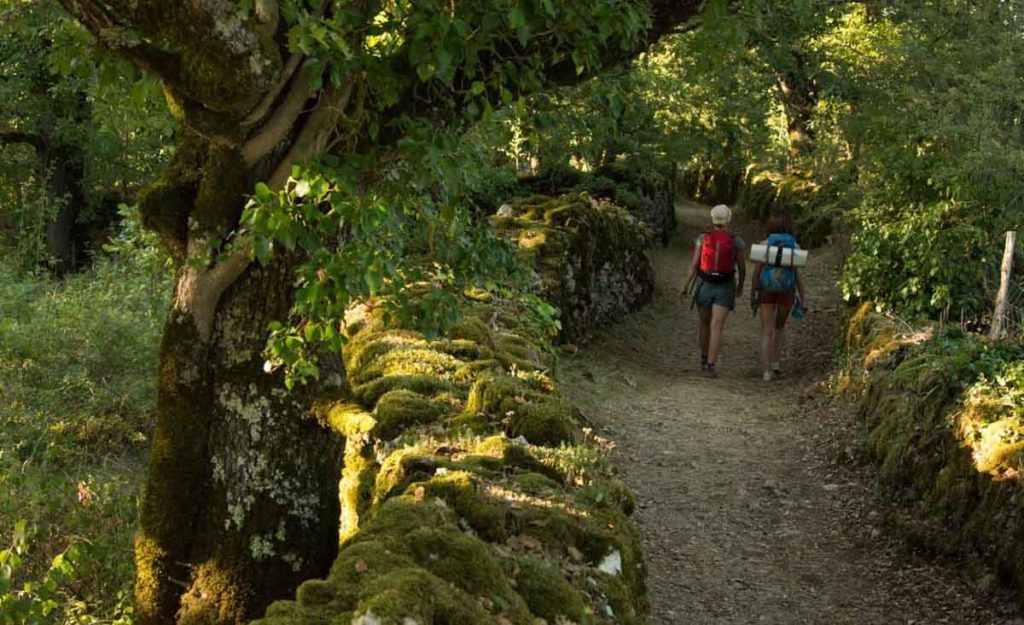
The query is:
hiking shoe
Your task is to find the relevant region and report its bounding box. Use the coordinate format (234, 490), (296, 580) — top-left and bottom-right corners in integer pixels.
(703, 365), (718, 379)
(762, 371), (773, 382)
(771, 368), (783, 378)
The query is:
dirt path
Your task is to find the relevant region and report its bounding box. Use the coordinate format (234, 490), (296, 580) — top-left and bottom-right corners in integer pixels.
(558, 201), (1017, 625)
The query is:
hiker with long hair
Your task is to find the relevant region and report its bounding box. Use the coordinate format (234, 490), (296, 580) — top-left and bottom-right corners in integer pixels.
(751, 213), (808, 381)
(683, 204), (747, 378)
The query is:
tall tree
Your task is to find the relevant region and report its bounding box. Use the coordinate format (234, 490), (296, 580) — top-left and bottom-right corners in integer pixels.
(1, 0), (90, 271)
(54, 1), (704, 622)
(0, 0), (172, 271)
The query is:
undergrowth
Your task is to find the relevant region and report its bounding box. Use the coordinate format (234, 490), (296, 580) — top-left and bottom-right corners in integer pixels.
(0, 253), (169, 623)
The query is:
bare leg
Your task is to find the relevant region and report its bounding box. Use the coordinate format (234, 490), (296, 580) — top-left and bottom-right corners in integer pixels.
(707, 304), (730, 365)
(698, 305), (711, 358)
(773, 305), (792, 367)
(759, 303), (776, 372)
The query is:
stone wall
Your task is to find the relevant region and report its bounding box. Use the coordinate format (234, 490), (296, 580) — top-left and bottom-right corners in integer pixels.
(517, 163), (677, 247)
(496, 193), (655, 345)
(845, 304), (1024, 597)
(256, 298), (645, 624)
(255, 193), (659, 624)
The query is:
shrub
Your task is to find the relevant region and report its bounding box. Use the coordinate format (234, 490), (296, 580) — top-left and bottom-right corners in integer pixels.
(0, 251), (170, 623)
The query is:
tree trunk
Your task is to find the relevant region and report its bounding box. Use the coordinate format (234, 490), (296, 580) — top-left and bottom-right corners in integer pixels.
(137, 259), (344, 625)
(1, 130), (90, 273)
(43, 142), (88, 273)
(130, 134), (347, 623)
(776, 60), (818, 162)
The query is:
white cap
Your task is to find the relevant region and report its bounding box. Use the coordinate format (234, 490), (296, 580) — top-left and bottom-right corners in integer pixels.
(710, 204), (731, 225)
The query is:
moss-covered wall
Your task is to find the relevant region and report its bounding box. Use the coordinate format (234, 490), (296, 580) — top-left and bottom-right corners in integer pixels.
(517, 163), (677, 246)
(845, 304), (1024, 599)
(255, 292), (648, 624)
(496, 193), (655, 344)
(583, 163), (677, 247)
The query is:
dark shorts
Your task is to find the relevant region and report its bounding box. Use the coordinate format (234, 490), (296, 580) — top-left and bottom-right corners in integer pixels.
(695, 279), (735, 310)
(761, 290), (796, 307)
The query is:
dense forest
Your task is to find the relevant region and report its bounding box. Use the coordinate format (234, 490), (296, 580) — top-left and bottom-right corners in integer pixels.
(1, 0), (1022, 623)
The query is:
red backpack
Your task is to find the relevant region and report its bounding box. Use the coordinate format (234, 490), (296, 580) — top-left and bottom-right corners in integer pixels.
(699, 229), (736, 283)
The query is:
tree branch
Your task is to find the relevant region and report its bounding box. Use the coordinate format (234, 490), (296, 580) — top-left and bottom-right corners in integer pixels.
(59, 0), (284, 116)
(269, 83), (355, 189)
(243, 51), (305, 127)
(242, 67), (314, 166)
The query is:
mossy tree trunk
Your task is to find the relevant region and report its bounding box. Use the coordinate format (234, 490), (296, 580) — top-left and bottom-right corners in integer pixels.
(137, 257), (345, 624)
(47, 6), (357, 612)
(55, 1), (705, 623)
(128, 133), (349, 623)
(775, 57), (818, 162)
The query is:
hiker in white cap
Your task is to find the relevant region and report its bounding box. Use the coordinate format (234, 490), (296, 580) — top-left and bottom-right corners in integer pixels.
(682, 204), (747, 378)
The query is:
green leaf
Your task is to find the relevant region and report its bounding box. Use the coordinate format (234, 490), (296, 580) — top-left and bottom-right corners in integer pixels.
(416, 63), (435, 82)
(509, 6), (526, 29)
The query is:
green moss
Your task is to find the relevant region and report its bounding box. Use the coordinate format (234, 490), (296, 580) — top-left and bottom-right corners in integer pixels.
(577, 477), (637, 515)
(446, 412), (495, 436)
(453, 359), (503, 384)
(846, 320), (1024, 600)
(193, 145), (249, 240)
(512, 505), (613, 564)
(373, 389), (448, 439)
(255, 541), (418, 623)
(464, 456), (510, 477)
(451, 315), (494, 347)
(513, 556), (590, 622)
(136, 132), (206, 255)
(434, 338), (488, 360)
(474, 435), (513, 457)
(465, 375), (540, 418)
(295, 579), (334, 607)
(403, 526), (531, 619)
(258, 197), (655, 621)
(339, 435), (377, 541)
(353, 374), (460, 406)
(135, 310), (216, 623)
(373, 448), (441, 504)
(590, 570), (643, 624)
(509, 398), (578, 446)
(343, 330), (426, 375)
(494, 335), (547, 371)
(417, 472), (507, 542)
(473, 436), (564, 483)
(316, 400), (375, 437)
(355, 567), (493, 623)
(515, 471), (562, 494)
(355, 497), (457, 551)
(353, 346), (463, 386)
(327, 540), (415, 586)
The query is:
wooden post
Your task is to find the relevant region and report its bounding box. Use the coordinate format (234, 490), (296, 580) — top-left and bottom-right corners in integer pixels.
(991, 230), (1017, 340)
